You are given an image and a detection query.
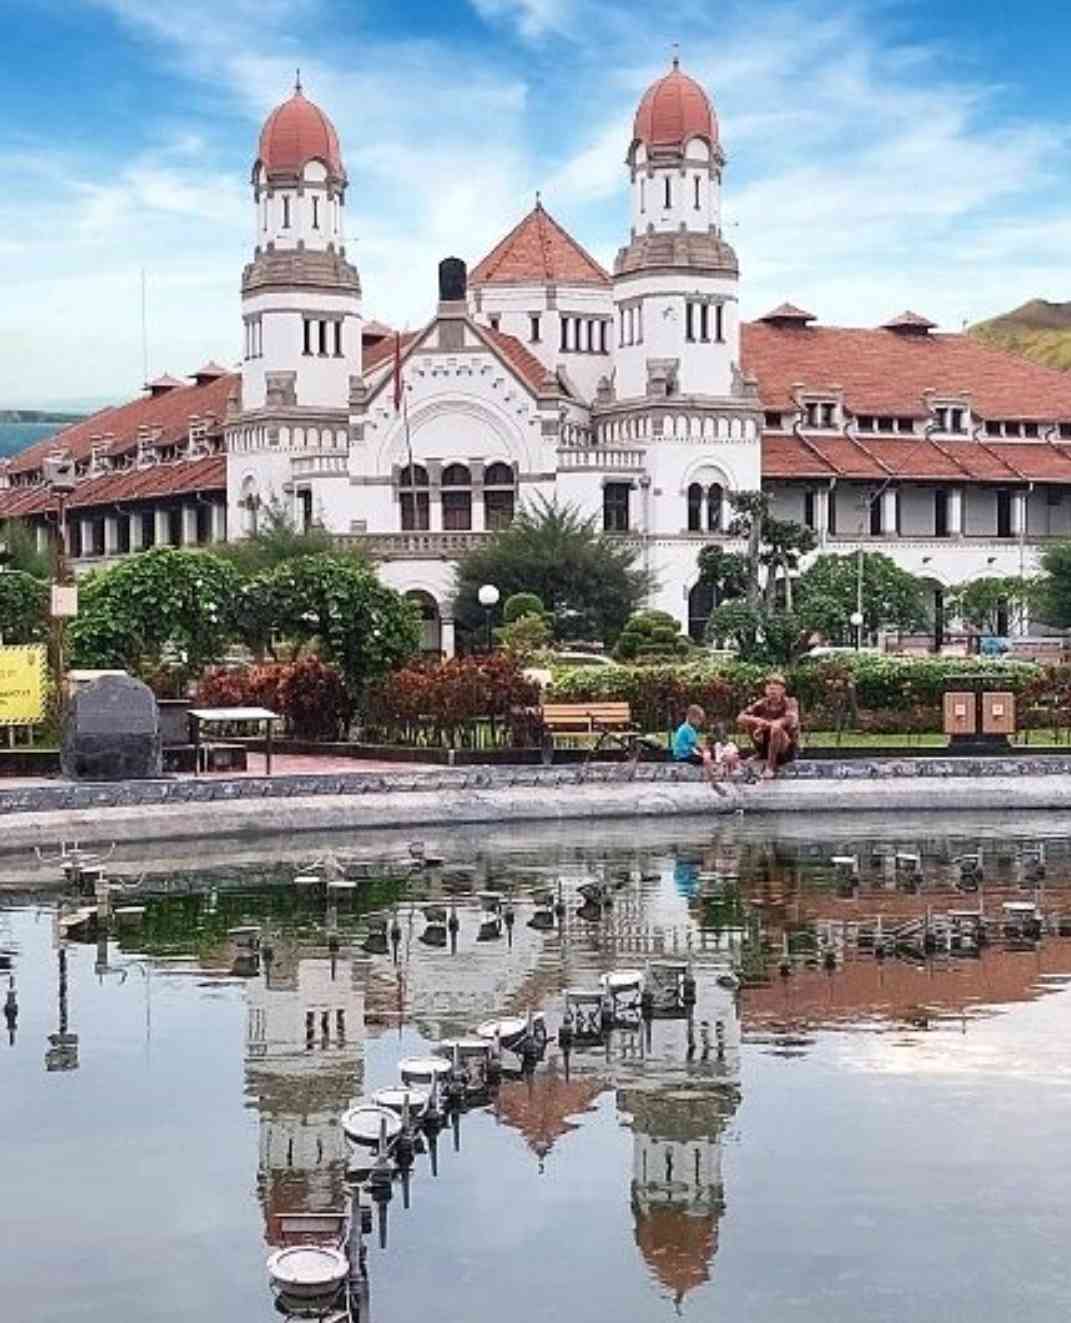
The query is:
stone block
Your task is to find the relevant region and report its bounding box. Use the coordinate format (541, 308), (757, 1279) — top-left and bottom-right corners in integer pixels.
(61, 674), (162, 782)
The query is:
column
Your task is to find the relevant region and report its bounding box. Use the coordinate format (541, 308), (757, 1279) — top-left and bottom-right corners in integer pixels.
(814, 487), (830, 543)
(881, 487), (898, 537)
(948, 486), (963, 537)
(182, 505), (198, 546)
(103, 516), (119, 557)
(35, 525), (48, 555)
(80, 517), (95, 559)
(469, 461), (485, 534)
(440, 618), (456, 660)
(1012, 488), (1027, 537)
(211, 503), (227, 543)
(129, 511), (144, 552)
(720, 490), (734, 535)
(154, 507), (170, 547)
(427, 460), (443, 534)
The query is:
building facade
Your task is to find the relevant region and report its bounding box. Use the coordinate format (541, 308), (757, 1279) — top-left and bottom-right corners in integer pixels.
(6, 63), (1071, 650)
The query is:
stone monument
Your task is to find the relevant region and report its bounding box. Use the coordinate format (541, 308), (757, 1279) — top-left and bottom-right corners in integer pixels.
(61, 674), (163, 781)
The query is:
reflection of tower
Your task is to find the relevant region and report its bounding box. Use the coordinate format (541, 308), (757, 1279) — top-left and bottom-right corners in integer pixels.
(45, 927), (79, 1072)
(623, 1080), (739, 1309)
(245, 949), (365, 1239)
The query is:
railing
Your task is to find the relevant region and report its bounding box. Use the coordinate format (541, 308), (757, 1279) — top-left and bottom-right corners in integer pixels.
(557, 445), (647, 472)
(290, 450), (348, 478)
(335, 531), (496, 558)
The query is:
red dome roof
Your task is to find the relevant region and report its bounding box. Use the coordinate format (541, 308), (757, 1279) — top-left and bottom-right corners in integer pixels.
(257, 84), (344, 180)
(633, 60), (718, 152)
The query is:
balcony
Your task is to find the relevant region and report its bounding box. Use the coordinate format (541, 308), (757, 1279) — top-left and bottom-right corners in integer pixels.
(290, 450), (348, 479)
(335, 531), (496, 560)
(558, 445), (647, 473)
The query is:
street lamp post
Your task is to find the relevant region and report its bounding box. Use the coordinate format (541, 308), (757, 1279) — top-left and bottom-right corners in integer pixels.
(477, 584), (500, 653)
(850, 609), (864, 651)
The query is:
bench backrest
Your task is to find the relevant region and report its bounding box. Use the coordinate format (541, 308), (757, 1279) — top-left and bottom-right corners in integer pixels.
(542, 702), (632, 728)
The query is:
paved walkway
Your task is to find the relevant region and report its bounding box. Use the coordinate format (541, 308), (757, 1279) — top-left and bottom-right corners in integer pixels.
(222, 752), (437, 777)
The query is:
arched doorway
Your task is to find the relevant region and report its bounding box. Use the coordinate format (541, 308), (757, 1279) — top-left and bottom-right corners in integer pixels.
(687, 581), (717, 643)
(406, 590), (442, 655)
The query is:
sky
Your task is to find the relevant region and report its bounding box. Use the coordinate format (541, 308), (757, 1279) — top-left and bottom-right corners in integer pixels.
(2, 0), (1070, 408)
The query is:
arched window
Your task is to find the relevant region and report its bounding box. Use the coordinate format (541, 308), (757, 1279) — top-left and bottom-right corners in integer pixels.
(399, 464), (429, 532)
(484, 462), (515, 531)
(687, 483), (703, 532)
(441, 463), (472, 531)
(706, 483), (723, 532)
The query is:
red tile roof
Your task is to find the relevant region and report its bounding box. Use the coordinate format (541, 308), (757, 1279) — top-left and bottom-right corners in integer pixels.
(0, 455), (225, 519)
(761, 433), (1071, 483)
(8, 372), (237, 476)
(633, 60), (718, 152)
(476, 323), (561, 393)
(470, 203), (610, 287)
(257, 86), (344, 180)
(759, 302), (815, 324)
(742, 320), (1071, 421)
(881, 310), (937, 333)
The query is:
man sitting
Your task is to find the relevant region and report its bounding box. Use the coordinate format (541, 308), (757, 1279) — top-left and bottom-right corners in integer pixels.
(738, 674), (800, 781)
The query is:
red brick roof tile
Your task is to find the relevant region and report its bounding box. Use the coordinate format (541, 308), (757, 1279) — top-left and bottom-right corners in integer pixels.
(633, 61), (718, 152)
(257, 86), (344, 180)
(470, 203), (610, 287)
(742, 321), (1071, 420)
(0, 455), (225, 519)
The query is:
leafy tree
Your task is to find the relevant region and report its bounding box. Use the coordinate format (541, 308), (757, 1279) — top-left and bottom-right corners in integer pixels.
(705, 600), (813, 665)
(69, 548), (241, 678)
(950, 574), (1041, 635)
(696, 545), (748, 602)
(240, 554), (421, 700)
(497, 611), (552, 660)
(0, 519), (51, 581)
(1027, 541), (1071, 628)
(212, 495), (364, 579)
(453, 497), (651, 648)
(614, 609), (691, 662)
(0, 571), (48, 644)
(796, 552), (928, 642)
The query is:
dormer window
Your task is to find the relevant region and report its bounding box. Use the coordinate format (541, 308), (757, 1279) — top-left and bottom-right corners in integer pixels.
(934, 405), (967, 434)
(804, 400), (837, 430)
(764, 411), (783, 430)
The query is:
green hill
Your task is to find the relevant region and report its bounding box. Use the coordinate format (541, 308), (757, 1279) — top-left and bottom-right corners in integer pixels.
(970, 299), (1071, 370)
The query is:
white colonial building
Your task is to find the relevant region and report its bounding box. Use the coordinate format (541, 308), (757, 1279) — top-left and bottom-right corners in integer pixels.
(6, 61), (1071, 649)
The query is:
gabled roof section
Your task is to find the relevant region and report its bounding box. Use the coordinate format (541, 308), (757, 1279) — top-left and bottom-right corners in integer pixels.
(7, 372), (237, 476)
(882, 310), (937, 334)
(0, 455), (226, 520)
(470, 202), (610, 288)
(742, 320), (1071, 421)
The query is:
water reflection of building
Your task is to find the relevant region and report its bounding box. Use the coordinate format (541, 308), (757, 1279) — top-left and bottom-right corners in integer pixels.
(244, 948), (365, 1239)
(495, 1065), (604, 1172)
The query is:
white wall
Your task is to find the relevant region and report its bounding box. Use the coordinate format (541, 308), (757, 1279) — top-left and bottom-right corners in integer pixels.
(242, 290), (361, 412)
(630, 140), (721, 235)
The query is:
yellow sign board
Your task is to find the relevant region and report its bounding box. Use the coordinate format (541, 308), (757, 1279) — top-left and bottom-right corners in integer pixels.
(0, 645), (47, 725)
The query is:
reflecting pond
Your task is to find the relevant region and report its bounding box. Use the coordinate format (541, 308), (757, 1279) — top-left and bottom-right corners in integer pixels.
(3, 812), (1071, 1321)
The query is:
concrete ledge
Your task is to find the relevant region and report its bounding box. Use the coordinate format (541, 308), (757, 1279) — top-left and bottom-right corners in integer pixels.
(0, 769), (1070, 852)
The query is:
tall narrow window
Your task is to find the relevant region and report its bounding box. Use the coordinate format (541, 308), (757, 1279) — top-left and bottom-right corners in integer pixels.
(298, 488), (313, 532)
(312, 196), (320, 229)
(663, 176), (672, 209)
(530, 314), (541, 343)
(441, 463), (472, 531)
(303, 319), (312, 356)
(489, 314), (500, 331)
(694, 176), (701, 209)
(686, 303), (695, 343)
(996, 488), (1012, 538)
(318, 321), (328, 356)
(399, 464), (429, 531)
(804, 490), (816, 529)
(707, 483), (722, 532)
(484, 461), (515, 530)
(699, 303), (710, 342)
(714, 303), (724, 343)
(687, 483), (703, 531)
(934, 488), (949, 538)
(640, 178), (646, 213)
(688, 581), (716, 642)
(599, 321), (608, 354)
(333, 321), (342, 357)
(282, 195), (291, 229)
(603, 483), (631, 533)
(560, 316), (569, 352)
(870, 495), (883, 536)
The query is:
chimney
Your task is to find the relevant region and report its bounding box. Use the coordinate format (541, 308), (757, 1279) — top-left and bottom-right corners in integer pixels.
(438, 257), (467, 318)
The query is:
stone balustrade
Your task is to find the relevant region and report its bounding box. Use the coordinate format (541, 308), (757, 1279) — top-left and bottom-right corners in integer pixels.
(557, 445), (647, 472)
(336, 530), (495, 559)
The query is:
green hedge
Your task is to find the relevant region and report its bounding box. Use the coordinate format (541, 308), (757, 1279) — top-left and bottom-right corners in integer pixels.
(549, 655), (1041, 733)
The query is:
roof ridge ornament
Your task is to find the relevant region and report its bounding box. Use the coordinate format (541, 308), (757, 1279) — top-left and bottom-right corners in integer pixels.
(295, 68), (302, 96)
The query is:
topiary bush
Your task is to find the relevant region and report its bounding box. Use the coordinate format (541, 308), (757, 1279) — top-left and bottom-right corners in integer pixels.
(613, 609), (692, 663)
(503, 592), (545, 625)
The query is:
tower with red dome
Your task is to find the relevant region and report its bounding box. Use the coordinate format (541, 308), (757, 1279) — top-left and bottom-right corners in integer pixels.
(611, 57), (750, 418)
(238, 78), (362, 432)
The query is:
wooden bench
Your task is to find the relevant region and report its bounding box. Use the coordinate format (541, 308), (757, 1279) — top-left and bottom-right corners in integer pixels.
(540, 702), (642, 762)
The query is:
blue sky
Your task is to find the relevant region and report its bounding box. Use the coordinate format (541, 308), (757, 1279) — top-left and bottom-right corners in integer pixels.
(2, 0), (1070, 406)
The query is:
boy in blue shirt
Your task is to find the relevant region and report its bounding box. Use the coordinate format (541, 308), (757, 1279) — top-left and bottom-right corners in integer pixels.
(672, 704), (711, 768)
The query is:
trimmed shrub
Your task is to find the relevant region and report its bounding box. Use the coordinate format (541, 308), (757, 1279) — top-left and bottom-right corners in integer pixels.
(503, 592), (545, 624)
(195, 658), (351, 740)
(613, 609), (692, 663)
(364, 654), (542, 748)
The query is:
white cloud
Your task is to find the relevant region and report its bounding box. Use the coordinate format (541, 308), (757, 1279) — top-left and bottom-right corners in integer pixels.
(469, 0), (573, 40)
